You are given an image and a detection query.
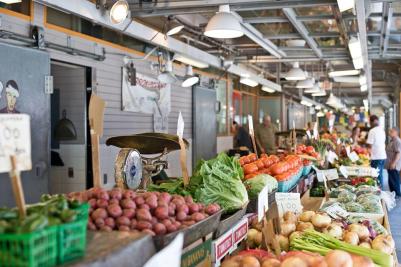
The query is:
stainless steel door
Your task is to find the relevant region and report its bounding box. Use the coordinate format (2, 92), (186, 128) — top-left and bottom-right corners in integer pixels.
(0, 43), (50, 206)
(193, 86), (217, 166)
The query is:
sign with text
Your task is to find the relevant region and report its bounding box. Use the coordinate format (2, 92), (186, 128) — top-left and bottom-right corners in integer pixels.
(275, 192), (302, 217)
(348, 151), (359, 162)
(326, 150), (338, 164)
(0, 114), (31, 173)
(340, 166), (378, 177)
(257, 185), (269, 222)
(322, 202), (349, 220)
(144, 233), (183, 267)
(232, 218), (248, 245)
(212, 230), (233, 262)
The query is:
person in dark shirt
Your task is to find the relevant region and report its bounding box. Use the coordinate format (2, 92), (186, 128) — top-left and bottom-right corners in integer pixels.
(232, 121), (253, 152)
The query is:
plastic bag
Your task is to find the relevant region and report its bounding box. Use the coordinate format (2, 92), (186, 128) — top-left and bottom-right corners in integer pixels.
(381, 190), (396, 211)
(345, 202), (364, 212)
(337, 190), (356, 203)
(355, 185), (380, 196)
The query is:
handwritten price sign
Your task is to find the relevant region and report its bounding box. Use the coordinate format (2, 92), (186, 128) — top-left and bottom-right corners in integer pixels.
(275, 192), (302, 218)
(0, 114), (31, 173)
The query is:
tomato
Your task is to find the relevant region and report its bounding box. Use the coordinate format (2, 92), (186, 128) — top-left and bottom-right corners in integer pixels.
(270, 155), (279, 163)
(261, 158), (272, 168)
(260, 153), (268, 159)
(305, 146), (315, 154)
(243, 163), (258, 175)
(241, 156), (250, 165)
(245, 173), (256, 180)
(255, 160), (265, 170)
(270, 163), (282, 175)
(248, 153), (257, 162)
(310, 152), (319, 158)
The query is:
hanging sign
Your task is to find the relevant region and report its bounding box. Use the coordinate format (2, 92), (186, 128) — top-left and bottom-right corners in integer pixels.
(275, 192), (302, 217)
(0, 114), (31, 172)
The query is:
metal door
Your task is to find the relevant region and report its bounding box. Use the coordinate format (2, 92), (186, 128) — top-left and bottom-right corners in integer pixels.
(193, 86), (217, 166)
(0, 43), (50, 206)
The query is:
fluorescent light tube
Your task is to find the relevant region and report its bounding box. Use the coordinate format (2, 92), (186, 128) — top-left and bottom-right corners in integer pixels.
(174, 54), (209, 69)
(352, 57), (364, 69)
(328, 69), (360, 77)
(348, 36), (362, 59)
(261, 85), (275, 93)
(240, 77), (258, 87)
(337, 0), (355, 12)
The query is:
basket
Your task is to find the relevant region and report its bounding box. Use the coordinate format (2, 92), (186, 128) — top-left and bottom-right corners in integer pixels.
(57, 203), (89, 264)
(0, 226), (58, 267)
(278, 168), (303, 192)
(302, 164), (313, 176)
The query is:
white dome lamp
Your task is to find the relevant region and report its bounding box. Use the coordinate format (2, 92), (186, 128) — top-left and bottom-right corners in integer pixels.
(109, 0), (130, 24)
(204, 5), (244, 39)
(158, 60), (177, 84)
(285, 62), (306, 81)
(296, 76), (315, 88)
(181, 65), (199, 87)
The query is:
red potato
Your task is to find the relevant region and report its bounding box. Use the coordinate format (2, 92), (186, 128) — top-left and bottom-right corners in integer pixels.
(191, 212), (206, 222)
(87, 220), (97, 230)
(96, 199), (108, 209)
(95, 218), (105, 228)
(173, 221), (181, 228)
(153, 223), (167, 235)
(92, 208), (108, 220)
(107, 204), (123, 218)
(168, 205), (176, 216)
(157, 200), (168, 208)
(116, 216), (131, 227)
(89, 207), (94, 214)
(185, 195), (194, 204)
(88, 198), (97, 209)
(176, 211), (187, 221)
(136, 209), (152, 221)
(161, 219), (172, 226)
(198, 203), (205, 211)
(171, 199), (185, 206)
(145, 197), (158, 209)
(109, 198), (119, 205)
(134, 196), (145, 206)
(188, 203), (199, 214)
(104, 217), (116, 229)
(159, 192), (172, 203)
(138, 204), (150, 210)
(123, 190), (136, 199)
(118, 226), (130, 231)
(154, 206), (169, 220)
(142, 229), (155, 236)
(86, 188), (100, 199)
(151, 217), (158, 226)
(130, 219), (137, 230)
(166, 224), (177, 233)
(122, 208), (136, 219)
(120, 199), (136, 209)
(96, 190), (110, 201)
(136, 221), (152, 230)
(108, 189), (122, 200)
(177, 204), (189, 214)
(145, 194), (158, 203)
(205, 204), (219, 215)
(100, 226), (113, 232)
(183, 220), (196, 226)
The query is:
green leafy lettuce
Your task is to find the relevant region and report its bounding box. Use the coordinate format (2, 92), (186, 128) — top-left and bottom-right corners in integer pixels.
(244, 174), (278, 199)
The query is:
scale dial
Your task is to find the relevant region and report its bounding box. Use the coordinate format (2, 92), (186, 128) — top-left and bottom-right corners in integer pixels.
(115, 149), (142, 189)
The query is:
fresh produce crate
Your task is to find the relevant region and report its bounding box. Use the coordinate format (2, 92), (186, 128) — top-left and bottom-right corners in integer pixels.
(57, 203), (89, 264)
(247, 189), (277, 213)
(214, 203), (248, 239)
(302, 164), (313, 176)
(278, 168), (303, 192)
(0, 226), (58, 267)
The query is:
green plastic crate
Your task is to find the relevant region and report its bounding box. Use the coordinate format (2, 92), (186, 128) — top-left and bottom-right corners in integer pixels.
(0, 226), (58, 267)
(57, 203), (89, 264)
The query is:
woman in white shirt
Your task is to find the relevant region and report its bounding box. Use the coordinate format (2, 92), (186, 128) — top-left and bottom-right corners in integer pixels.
(366, 115), (387, 189)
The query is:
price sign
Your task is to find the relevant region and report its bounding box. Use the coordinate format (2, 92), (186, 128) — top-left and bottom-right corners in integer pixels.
(326, 150), (338, 164)
(341, 166), (378, 177)
(177, 111), (184, 139)
(248, 115), (254, 136)
(0, 114), (31, 172)
(313, 122), (318, 140)
(306, 130), (311, 139)
(144, 233), (183, 267)
(275, 193), (302, 218)
(322, 169), (339, 180)
(257, 185), (269, 222)
(339, 165), (348, 178)
(349, 151), (359, 162)
(323, 202), (349, 220)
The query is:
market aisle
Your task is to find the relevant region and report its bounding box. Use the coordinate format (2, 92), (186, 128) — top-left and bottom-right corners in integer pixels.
(389, 197), (401, 259)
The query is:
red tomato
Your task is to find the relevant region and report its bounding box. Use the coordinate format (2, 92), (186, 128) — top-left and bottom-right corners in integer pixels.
(243, 163), (258, 175)
(270, 155), (279, 164)
(241, 156), (250, 165)
(255, 160), (265, 170)
(305, 146), (315, 154)
(260, 153), (268, 159)
(248, 153), (257, 162)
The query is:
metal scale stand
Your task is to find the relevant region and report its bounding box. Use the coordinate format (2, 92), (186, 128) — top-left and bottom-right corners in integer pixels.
(106, 133), (189, 189)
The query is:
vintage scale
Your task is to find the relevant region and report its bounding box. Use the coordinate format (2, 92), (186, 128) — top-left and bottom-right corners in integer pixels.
(106, 133), (189, 189)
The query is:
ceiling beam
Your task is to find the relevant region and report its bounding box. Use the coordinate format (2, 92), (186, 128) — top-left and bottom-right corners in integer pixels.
(383, 6), (393, 55)
(236, 56), (349, 63)
(129, 0), (337, 17)
(283, 8), (323, 58)
(244, 17), (288, 24)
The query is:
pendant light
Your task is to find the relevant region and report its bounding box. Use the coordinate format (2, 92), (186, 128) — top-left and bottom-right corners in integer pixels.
(296, 77), (315, 88)
(304, 82), (321, 93)
(204, 5), (244, 39)
(166, 17), (184, 36)
(109, 0), (129, 24)
(285, 62), (306, 81)
(181, 65), (199, 87)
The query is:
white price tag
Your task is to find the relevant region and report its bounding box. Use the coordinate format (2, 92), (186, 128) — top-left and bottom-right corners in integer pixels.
(326, 150), (338, 164)
(341, 166), (378, 177)
(323, 203), (349, 220)
(322, 169), (339, 180)
(0, 114), (31, 173)
(144, 233), (183, 267)
(257, 185), (269, 222)
(292, 120), (295, 130)
(349, 151), (359, 162)
(275, 193), (302, 218)
(177, 111), (184, 139)
(248, 115), (254, 136)
(339, 165), (348, 178)
(313, 122), (318, 140)
(337, 139), (341, 145)
(345, 146), (351, 157)
(306, 130), (311, 139)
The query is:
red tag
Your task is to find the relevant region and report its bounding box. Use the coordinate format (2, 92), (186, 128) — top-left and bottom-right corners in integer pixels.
(215, 234), (233, 260)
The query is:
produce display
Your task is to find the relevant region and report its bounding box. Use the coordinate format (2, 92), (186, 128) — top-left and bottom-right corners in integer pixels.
(243, 174), (278, 199)
(240, 153), (280, 180)
(69, 188), (221, 235)
(295, 144), (319, 159)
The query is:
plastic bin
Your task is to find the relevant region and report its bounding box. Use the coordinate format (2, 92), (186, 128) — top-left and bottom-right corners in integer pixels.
(278, 168), (303, 192)
(302, 164), (313, 176)
(0, 226), (58, 267)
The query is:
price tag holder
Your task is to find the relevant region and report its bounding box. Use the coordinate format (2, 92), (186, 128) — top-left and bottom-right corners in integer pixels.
(257, 185), (269, 222)
(349, 151), (359, 162)
(322, 202), (349, 220)
(275, 192), (302, 218)
(144, 233), (183, 267)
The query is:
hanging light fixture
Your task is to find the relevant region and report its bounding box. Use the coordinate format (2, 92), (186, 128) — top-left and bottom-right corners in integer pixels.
(240, 77), (258, 87)
(262, 85), (275, 93)
(285, 62), (306, 81)
(204, 5), (243, 39)
(158, 60), (177, 84)
(181, 65), (199, 87)
(0, 0), (22, 3)
(304, 82), (321, 93)
(173, 54), (209, 69)
(360, 84), (368, 92)
(296, 77), (315, 88)
(166, 17), (184, 36)
(337, 0), (355, 12)
(109, 0), (129, 24)
(328, 69), (360, 77)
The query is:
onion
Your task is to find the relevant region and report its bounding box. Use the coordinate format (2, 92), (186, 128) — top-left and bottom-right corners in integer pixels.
(296, 222), (314, 232)
(241, 256), (261, 267)
(359, 242), (372, 249)
(281, 257), (308, 267)
(299, 210), (315, 222)
(323, 224), (343, 240)
(283, 211), (298, 223)
(343, 231), (359, 246)
(372, 234), (395, 255)
(324, 250), (353, 267)
(289, 231), (302, 241)
(261, 258), (281, 267)
(281, 222), (296, 237)
(278, 234), (289, 251)
(350, 254), (374, 267)
(311, 213), (331, 228)
(348, 224), (370, 241)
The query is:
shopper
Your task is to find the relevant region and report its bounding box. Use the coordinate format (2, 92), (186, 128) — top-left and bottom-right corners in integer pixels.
(366, 115), (387, 188)
(351, 126), (360, 146)
(232, 121), (253, 152)
(255, 114), (277, 154)
(386, 127), (401, 197)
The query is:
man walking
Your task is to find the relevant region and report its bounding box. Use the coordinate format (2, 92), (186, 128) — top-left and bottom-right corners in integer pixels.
(255, 114), (277, 154)
(386, 127), (401, 196)
(366, 115), (386, 188)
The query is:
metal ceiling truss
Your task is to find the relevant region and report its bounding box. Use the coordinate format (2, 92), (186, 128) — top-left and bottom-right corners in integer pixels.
(382, 3), (393, 56)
